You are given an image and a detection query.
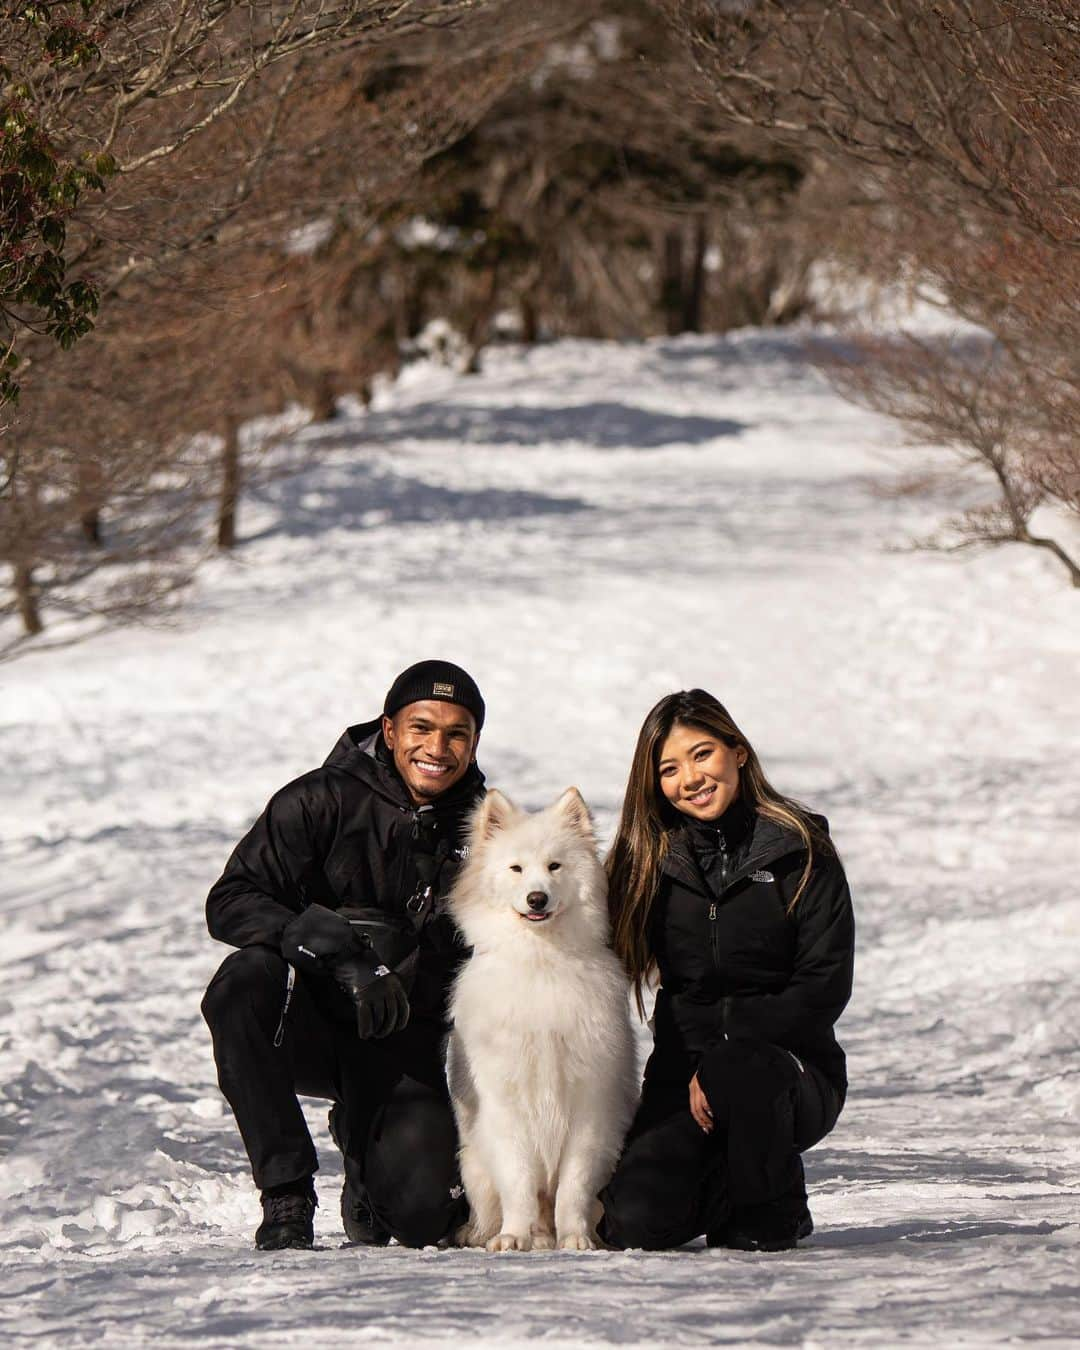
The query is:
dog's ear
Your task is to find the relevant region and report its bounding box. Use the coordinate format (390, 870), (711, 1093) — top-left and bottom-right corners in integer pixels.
(474, 788), (517, 840)
(553, 786), (594, 838)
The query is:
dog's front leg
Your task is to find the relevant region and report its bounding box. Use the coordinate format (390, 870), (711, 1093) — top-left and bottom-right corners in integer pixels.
(483, 1118), (541, 1252)
(456, 1140), (501, 1247)
(554, 1129), (615, 1251)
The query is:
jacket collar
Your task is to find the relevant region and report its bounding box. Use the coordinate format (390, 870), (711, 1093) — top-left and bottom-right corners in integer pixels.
(662, 810), (803, 894)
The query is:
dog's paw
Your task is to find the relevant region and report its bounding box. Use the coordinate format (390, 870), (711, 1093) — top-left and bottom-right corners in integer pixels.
(558, 1232), (597, 1251)
(453, 1224), (485, 1248)
(530, 1231), (556, 1251)
(486, 1232), (532, 1253)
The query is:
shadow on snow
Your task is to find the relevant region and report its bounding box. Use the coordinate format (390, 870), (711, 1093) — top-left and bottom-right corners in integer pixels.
(318, 400), (747, 451)
(244, 458), (593, 543)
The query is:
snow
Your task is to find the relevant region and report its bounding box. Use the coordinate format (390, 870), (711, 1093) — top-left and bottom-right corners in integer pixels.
(2, 329), (1079, 1347)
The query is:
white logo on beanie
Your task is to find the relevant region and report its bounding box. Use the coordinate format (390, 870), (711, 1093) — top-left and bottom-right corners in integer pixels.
(432, 682), (455, 697)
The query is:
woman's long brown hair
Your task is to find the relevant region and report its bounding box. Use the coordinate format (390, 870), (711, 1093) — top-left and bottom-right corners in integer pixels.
(606, 689), (833, 1015)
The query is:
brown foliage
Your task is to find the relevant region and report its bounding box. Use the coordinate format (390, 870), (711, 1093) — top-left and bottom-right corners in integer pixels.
(1, 0), (525, 642)
(668, 0), (1080, 582)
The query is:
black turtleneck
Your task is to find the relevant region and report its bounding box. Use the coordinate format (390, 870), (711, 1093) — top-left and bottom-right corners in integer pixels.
(686, 796), (754, 850)
(684, 797), (756, 898)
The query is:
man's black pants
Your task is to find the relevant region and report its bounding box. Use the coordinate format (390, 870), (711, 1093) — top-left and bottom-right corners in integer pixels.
(600, 1036), (842, 1251)
(201, 944), (461, 1248)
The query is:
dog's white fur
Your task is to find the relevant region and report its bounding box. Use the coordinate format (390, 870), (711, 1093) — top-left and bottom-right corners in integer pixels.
(447, 787), (637, 1252)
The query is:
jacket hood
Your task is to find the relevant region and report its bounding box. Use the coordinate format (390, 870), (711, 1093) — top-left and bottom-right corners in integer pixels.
(323, 717), (485, 809)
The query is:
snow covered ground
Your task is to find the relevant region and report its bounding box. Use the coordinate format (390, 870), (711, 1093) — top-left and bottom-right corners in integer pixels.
(2, 329), (1079, 1347)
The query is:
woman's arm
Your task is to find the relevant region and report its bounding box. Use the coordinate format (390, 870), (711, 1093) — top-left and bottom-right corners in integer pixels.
(721, 856), (855, 1045)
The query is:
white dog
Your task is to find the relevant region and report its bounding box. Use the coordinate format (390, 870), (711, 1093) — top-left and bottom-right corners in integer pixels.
(447, 787), (637, 1252)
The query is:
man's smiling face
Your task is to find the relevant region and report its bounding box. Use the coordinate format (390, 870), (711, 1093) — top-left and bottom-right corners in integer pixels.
(382, 700), (479, 804)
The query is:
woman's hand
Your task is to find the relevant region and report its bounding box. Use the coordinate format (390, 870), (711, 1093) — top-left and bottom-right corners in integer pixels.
(689, 1072), (713, 1134)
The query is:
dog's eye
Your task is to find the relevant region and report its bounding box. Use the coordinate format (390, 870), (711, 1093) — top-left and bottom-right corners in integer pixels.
(509, 864), (523, 873)
(548, 862), (561, 872)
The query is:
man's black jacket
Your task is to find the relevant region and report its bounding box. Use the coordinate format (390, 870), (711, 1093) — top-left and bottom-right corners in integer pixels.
(205, 718), (485, 1028)
(648, 799), (854, 1098)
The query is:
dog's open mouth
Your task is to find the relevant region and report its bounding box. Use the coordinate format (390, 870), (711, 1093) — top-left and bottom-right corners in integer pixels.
(520, 911), (553, 923)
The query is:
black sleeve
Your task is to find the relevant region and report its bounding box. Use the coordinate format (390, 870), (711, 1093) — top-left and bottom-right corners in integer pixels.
(722, 854), (855, 1046)
(205, 773), (339, 950)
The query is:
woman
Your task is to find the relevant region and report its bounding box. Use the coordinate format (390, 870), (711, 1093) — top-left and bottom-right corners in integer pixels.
(599, 689), (854, 1252)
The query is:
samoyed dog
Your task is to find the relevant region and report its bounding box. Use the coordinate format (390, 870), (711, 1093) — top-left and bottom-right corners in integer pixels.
(447, 787), (638, 1252)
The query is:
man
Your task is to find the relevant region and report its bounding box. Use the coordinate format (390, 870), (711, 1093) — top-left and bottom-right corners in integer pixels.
(201, 660), (486, 1251)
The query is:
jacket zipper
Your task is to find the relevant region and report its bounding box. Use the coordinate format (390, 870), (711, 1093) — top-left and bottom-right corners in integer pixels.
(708, 835), (729, 973)
(674, 830), (793, 974)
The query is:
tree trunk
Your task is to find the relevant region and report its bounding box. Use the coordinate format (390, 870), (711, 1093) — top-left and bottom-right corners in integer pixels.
(404, 275), (427, 340)
(681, 217), (708, 334)
(464, 261), (501, 374)
(217, 414), (241, 551)
(309, 369), (338, 422)
(14, 562), (42, 635)
(76, 454), (104, 546)
(521, 290), (540, 345)
(80, 511), (102, 546)
(1024, 531), (1080, 587)
(661, 227), (684, 336)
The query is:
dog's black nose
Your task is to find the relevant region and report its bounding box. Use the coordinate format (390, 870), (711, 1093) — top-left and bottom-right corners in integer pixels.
(526, 891), (549, 911)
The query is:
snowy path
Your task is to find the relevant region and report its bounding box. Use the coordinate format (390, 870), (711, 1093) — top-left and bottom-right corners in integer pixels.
(2, 331), (1079, 1347)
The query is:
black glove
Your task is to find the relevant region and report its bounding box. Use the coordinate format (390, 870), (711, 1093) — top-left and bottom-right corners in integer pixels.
(281, 904), (410, 1039)
(326, 952), (411, 1039)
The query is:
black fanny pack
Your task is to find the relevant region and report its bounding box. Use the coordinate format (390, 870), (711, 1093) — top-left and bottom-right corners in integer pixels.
(339, 905), (420, 993)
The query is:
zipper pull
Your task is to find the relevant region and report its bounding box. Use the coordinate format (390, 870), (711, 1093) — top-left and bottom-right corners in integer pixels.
(708, 902), (717, 920)
(407, 883), (434, 914)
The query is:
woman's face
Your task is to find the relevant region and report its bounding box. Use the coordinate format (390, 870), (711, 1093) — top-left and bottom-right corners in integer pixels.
(657, 722), (746, 823)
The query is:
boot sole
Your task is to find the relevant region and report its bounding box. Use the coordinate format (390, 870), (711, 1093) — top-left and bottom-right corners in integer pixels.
(256, 1233), (314, 1251)
(712, 1212), (814, 1253)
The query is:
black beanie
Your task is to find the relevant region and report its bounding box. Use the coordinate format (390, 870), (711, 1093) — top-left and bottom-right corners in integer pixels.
(383, 660), (485, 731)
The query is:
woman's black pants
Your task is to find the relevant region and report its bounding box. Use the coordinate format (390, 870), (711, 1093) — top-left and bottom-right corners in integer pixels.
(600, 1036), (842, 1251)
(201, 944), (461, 1248)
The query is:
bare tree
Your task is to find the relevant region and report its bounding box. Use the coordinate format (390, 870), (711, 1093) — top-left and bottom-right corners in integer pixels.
(2, 1), (865, 647)
(822, 333), (1080, 585)
(1, 0), (539, 641)
(2, 0), (514, 390)
(667, 0), (1080, 584)
(346, 1), (815, 364)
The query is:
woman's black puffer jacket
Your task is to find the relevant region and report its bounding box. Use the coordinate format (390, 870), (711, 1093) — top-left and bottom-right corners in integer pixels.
(647, 798), (855, 1098)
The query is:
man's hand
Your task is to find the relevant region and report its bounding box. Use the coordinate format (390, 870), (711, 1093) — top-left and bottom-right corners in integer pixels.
(689, 1072), (713, 1134)
(328, 956), (411, 1039)
(281, 903), (354, 968)
(281, 904), (410, 1039)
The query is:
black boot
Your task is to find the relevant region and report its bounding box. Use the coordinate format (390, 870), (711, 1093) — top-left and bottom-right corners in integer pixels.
(710, 1198), (813, 1253)
(327, 1104), (391, 1247)
(255, 1178), (317, 1251)
(341, 1175), (392, 1246)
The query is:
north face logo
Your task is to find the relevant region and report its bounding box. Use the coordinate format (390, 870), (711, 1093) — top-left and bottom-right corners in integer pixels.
(751, 869), (775, 883)
(432, 682), (455, 697)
